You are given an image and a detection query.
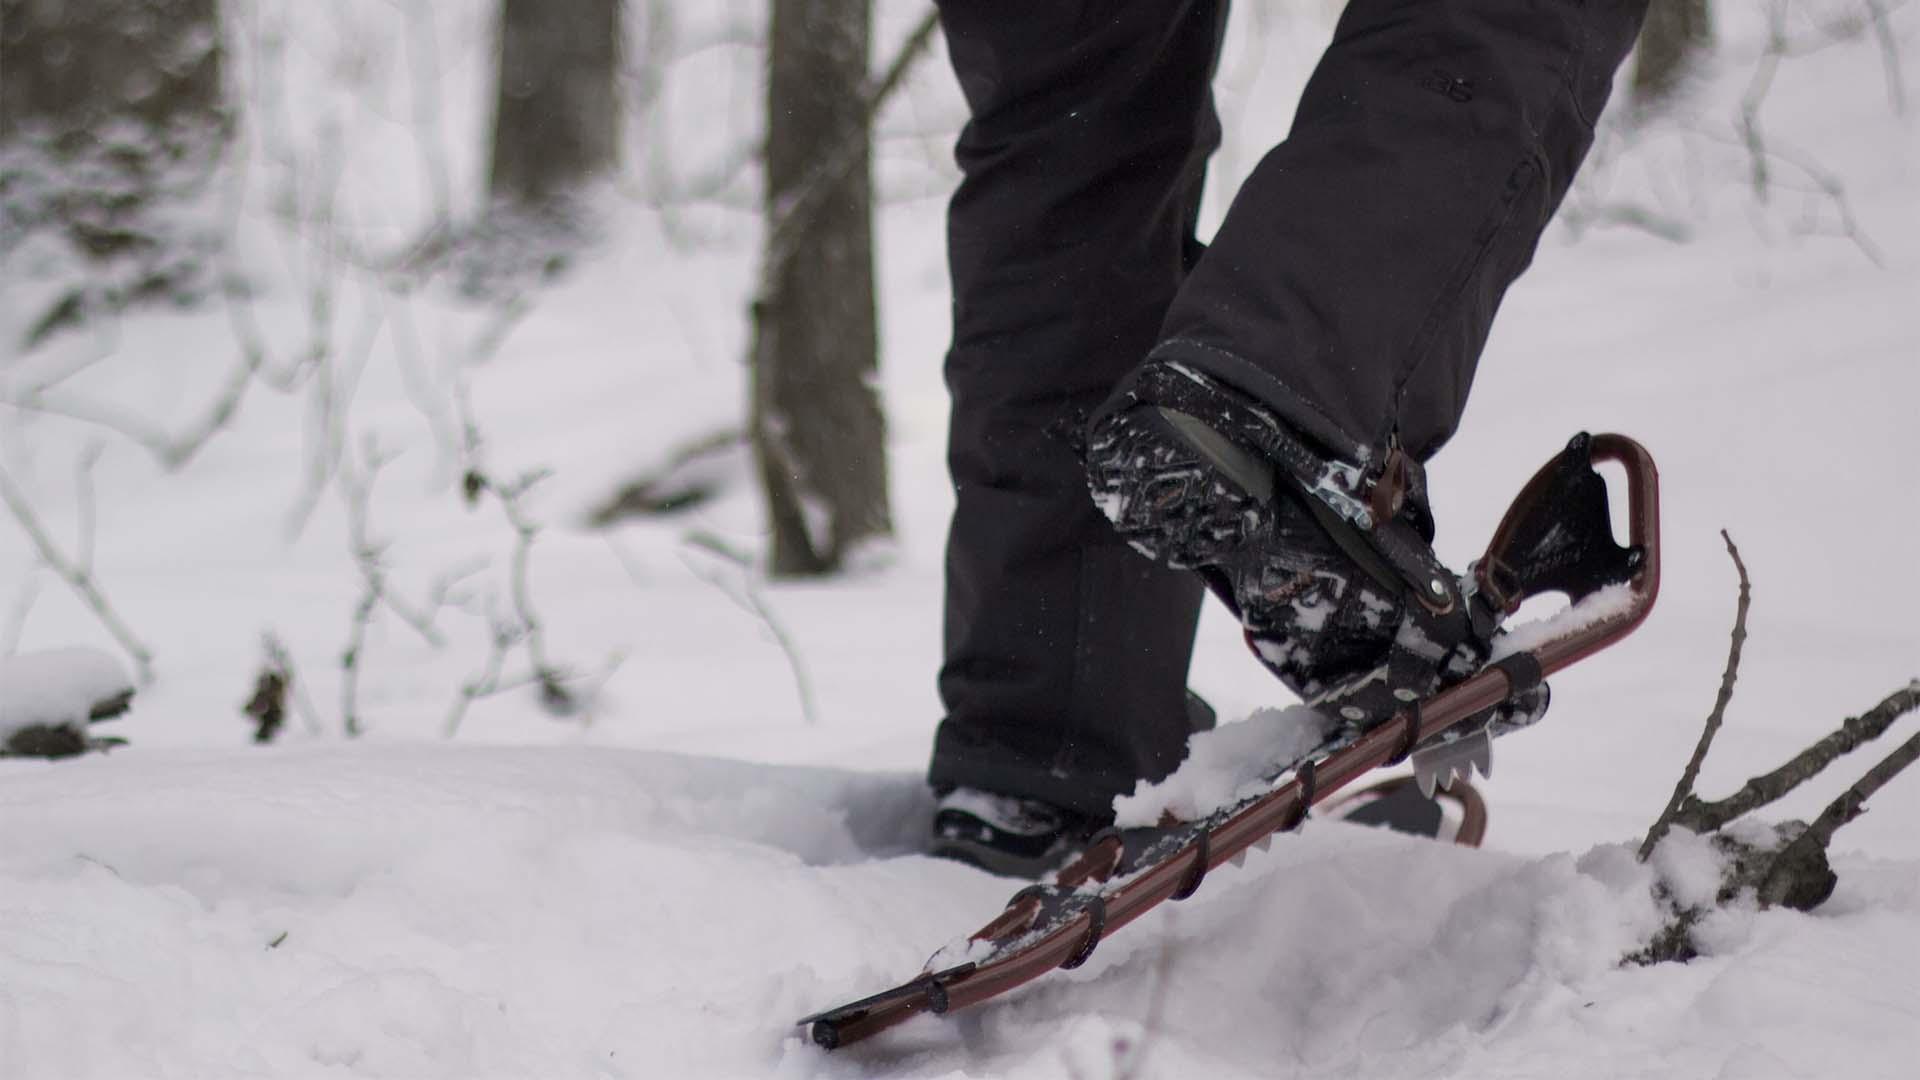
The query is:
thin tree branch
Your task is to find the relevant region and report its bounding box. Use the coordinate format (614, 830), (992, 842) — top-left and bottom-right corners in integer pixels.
(1866, 0), (1909, 114)
(1676, 681), (1920, 833)
(0, 460), (154, 683)
(1, 570), (42, 656)
(1641, 530), (1750, 858)
(1727, 0), (1892, 266)
(336, 439), (462, 737)
(1761, 712), (1920, 906)
(759, 7), (941, 295)
(263, 632), (324, 737)
(339, 443), (451, 650)
(74, 443), (102, 569)
(491, 470), (570, 706)
(682, 531), (817, 726)
(443, 616), (520, 737)
(2, 345), (263, 470)
(443, 305), (578, 718)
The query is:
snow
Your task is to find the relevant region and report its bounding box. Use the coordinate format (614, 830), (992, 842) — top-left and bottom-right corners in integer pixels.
(7, 747), (1919, 1078)
(0, 1), (1917, 1077)
(1646, 826), (1736, 911)
(1489, 582), (1642, 660)
(0, 648), (133, 736)
(1113, 706), (1332, 827)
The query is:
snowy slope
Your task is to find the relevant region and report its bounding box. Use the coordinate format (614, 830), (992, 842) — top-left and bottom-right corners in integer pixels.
(5, 748), (1918, 1078)
(2, 2), (1918, 1077)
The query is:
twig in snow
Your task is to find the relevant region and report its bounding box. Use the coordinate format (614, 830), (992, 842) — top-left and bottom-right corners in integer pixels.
(337, 439), (461, 737)
(489, 469), (573, 711)
(242, 655), (290, 744)
(444, 296), (578, 715)
(1760, 704), (1920, 906)
(443, 616), (518, 737)
(681, 531), (817, 727)
(1675, 681), (1920, 834)
(0, 459), (154, 683)
(1641, 529), (1750, 858)
(262, 631), (324, 737)
(439, 321), (582, 724)
(339, 442), (451, 648)
(442, 615), (627, 736)
(2, 344), (264, 470)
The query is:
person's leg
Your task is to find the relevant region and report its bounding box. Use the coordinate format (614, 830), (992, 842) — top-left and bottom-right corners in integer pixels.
(929, 0), (1228, 819)
(1085, 0), (1646, 731)
(1152, 0), (1650, 464)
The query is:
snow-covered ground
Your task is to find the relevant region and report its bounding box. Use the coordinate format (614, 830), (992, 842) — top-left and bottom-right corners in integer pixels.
(2, 3), (1917, 1077)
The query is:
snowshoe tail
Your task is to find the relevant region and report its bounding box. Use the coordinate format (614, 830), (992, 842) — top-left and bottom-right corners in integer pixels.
(800, 433), (1659, 1051)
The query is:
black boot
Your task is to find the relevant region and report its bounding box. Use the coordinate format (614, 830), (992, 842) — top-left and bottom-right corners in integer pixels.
(1087, 358), (1549, 739)
(1086, 360), (1416, 702)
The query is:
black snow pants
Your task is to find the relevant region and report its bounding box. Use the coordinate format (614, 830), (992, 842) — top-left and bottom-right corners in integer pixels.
(928, 0), (1650, 818)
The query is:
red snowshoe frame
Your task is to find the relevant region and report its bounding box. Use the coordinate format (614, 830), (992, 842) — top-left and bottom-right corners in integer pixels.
(802, 433), (1660, 1050)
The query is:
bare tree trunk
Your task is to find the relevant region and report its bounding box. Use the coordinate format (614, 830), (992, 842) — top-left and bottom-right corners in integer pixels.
(0, 0), (223, 152)
(1632, 0), (1714, 109)
(488, 0), (620, 207)
(0, 0), (228, 345)
(751, 0), (889, 577)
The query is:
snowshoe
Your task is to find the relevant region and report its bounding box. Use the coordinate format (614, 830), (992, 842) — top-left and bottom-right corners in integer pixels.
(799, 431), (1659, 1050)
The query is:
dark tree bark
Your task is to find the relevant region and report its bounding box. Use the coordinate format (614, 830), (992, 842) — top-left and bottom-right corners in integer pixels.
(0, 0), (228, 345)
(750, 0), (889, 576)
(1632, 0), (1714, 109)
(487, 0), (621, 207)
(0, 0), (223, 152)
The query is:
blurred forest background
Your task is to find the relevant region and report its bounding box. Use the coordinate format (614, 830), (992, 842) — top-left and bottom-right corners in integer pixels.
(0, 0), (1909, 750)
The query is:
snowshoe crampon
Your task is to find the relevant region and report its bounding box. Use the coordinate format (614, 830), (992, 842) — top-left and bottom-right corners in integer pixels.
(800, 433), (1659, 1051)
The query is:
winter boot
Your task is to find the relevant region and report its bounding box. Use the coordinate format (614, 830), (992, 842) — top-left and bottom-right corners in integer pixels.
(1086, 358), (1549, 737)
(931, 788), (1096, 880)
(1085, 360), (1419, 703)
